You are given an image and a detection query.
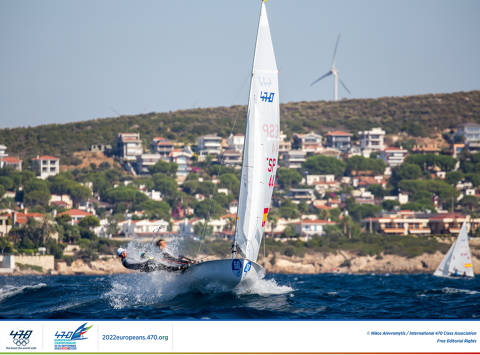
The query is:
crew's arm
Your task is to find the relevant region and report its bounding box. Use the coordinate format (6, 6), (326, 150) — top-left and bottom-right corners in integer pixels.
(122, 258), (153, 271)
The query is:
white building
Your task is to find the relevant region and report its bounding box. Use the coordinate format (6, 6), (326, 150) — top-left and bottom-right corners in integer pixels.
(58, 209), (92, 225)
(151, 137), (176, 159)
(170, 147), (193, 177)
(197, 135), (222, 160)
(325, 131), (352, 152)
(380, 147), (407, 167)
(31, 155), (60, 179)
(456, 122), (480, 147)
(227, 134), (244, 151)
(117, 133), (143, 161)
(120, 219), (169, 238)
(0, 157), (22, 171)
(278, 131), (292, 161)
(294, 132), (323, 153)
(358, 127), (386, 151)
(285, 150), (306, 169)
(136, 153), (162, 174)
(0, 144), (7, 160)
(305, 175), (335, 186)
(221, 150), (242, 168)
(295, 219), (336, 238)
(49, 194), (73, 209)
(287, 188), (315, 203)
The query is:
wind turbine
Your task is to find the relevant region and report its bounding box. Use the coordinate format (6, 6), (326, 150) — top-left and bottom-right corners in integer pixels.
(311, 34), (351, 101)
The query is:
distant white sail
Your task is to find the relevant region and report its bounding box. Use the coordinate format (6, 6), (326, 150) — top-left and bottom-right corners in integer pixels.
(434, 222), (475, 278)
(235, 1), (280, 262)
(433, 242), (455, 277)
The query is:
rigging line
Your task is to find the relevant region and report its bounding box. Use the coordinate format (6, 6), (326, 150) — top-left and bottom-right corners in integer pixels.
(194, 72), (251, 258)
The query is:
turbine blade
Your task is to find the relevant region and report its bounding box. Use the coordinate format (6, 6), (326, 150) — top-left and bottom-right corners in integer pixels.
(331, 34), (341, 66)
(310, 71), (333, 86)
(339, 78), (351, 95)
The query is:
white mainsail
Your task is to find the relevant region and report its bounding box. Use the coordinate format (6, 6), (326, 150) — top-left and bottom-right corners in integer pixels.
(434, 222), (475, 278)
(235, 1), (279, 262)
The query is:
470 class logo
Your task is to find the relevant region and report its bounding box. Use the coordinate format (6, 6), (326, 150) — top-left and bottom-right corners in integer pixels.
(10, 330), (32, 347)
(55, 322), (92, 341)
(260, 91), (275, 102)
(54, 323), (92, 351)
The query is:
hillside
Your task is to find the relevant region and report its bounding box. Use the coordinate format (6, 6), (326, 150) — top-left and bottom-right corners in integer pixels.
(1, 90), (479, 163)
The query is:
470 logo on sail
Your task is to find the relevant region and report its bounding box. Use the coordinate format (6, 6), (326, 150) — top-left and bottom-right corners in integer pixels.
(260, 91), (275, 102)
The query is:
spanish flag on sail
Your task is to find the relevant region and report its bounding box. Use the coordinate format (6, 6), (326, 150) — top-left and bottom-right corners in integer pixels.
(262, 208), (269, 227)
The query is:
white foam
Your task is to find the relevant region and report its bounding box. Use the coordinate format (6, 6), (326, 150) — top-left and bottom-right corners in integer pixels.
(106, 270), (293, 309)
(442, 287), (479, 295)
(234, 277), (293, 297)
(0, 283), (47, 302)
(105, 271), (194, 309)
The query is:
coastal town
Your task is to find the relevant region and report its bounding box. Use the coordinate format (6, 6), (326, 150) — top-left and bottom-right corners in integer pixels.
(0, 121), (480, 274)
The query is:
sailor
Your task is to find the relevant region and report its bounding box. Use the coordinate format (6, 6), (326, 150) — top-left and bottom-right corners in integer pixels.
(116, 241), (197, 272)
(155, 238), (197, 265)
(116, 247), (191, 272)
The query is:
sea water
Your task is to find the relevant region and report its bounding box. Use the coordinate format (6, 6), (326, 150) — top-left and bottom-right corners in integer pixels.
(0, 273), (478, 319)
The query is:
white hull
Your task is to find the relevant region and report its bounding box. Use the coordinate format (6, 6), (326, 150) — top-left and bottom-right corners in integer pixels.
(183, 258), (264, 290)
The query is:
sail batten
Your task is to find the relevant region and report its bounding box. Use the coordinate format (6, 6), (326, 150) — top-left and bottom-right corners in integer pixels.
(235, 2), (279, 262)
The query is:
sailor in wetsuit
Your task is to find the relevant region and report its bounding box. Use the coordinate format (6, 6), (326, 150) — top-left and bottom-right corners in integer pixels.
(116, 239), (197, 272)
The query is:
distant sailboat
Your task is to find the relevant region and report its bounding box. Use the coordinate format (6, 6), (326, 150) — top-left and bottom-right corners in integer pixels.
(434, 222), (475, 278)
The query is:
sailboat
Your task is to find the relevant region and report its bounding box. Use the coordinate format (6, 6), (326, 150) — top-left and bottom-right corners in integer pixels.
(434, 222), (475, 278)
(180, 0), (280, 288)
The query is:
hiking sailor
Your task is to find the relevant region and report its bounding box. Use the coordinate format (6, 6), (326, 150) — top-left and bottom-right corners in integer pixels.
(116, 239), (197, 272)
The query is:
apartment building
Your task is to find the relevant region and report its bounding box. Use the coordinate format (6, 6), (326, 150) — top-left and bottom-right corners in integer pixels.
(31, 155), (60, 179)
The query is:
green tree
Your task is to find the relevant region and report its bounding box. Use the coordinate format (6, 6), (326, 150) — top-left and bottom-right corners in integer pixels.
(103, 186), (148, 209)
(24, 189), (51, 208)
(465, 173), (480, 187)
(0, 176), (14, 190)
(406, 153), (456, 173)
(152, 173), (178, 199)
(140, 200), (171, 220)
(194, 199), (225, 219)
(382, 199), (400, 211)
(277, 168), (302, 190)
(445, 171), (464, 185)
(460, 195), (479, 213)
(345, 156), (386, 175)
(68, 184), (91, 206)
(279, 199), (300, 219)
(391, 163), (422, 186)
(346, 199), (381, 221)
(0, 237), (13, 254)
(283, 224), (298, 238)
(219, 173), (240, 194)
(78, 215), (100, 229)
(149, 160), (178, 177)
(302, 155), (346, 177)
(367, 184), (385, 198)
(193, 222), (213, 238)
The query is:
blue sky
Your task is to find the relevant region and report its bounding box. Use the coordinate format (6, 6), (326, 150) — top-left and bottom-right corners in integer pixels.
(0, 0), (479, 128)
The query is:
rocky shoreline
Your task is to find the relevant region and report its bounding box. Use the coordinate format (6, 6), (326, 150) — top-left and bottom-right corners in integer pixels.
(6, 251), (480, 276)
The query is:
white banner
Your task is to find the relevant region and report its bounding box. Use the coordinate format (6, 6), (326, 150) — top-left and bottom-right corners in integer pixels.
(0, 320), (478, 354)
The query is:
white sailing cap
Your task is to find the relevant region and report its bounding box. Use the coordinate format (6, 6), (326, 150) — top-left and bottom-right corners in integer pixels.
(116, 248), (126, 257)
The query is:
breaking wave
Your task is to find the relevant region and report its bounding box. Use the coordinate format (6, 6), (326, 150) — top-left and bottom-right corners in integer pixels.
(0, 283), (47, 302)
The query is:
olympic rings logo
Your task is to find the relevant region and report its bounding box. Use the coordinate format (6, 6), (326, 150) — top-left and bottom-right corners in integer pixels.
(12, 338), (29, 346)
